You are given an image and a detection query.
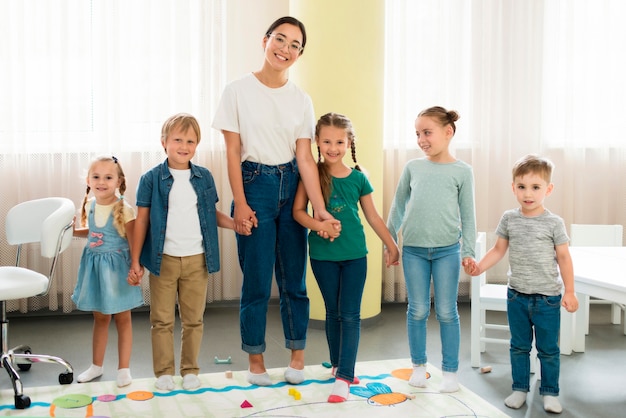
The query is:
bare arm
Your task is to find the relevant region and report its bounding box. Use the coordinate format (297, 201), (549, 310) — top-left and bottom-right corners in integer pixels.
(556, 243), (578, 312)
(295, 138), (333, 221)
(359, 193), (399, 267)
(222, 130), (258, 233)
(129, 206), (149, 282)
(466, 236), (509, 276)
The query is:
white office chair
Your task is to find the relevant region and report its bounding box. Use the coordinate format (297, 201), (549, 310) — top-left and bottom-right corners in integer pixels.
(470, 232), (539, 373)
(569, 224), (625, 334)
(0, 197), (75, 409)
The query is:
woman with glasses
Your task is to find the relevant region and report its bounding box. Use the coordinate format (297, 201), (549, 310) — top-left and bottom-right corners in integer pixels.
(213, 16), (336, 386)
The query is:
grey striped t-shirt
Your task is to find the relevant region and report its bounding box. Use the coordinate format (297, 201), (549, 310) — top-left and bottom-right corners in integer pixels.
(496, 208), (569, 296)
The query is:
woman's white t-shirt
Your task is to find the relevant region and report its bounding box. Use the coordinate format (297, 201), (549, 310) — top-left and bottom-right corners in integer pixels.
(212, 73), (315, 165)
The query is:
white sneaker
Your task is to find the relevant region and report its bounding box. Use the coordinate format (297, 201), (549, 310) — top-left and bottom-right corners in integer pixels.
(182, 374), (201, 390)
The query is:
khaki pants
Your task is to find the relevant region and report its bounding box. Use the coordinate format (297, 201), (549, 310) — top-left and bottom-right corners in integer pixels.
(149, 253), (208, 377)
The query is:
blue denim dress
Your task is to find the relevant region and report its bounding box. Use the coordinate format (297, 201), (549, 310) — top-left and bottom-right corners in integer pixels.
(72, 201), (144, 314)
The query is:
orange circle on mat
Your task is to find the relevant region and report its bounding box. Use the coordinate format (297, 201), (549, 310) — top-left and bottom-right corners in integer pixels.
(392, 368), (431, 380)
(127, 391), (154, 401)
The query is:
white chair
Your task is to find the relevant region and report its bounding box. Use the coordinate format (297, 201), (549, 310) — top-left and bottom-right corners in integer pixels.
(470, 232), (539, 373)
(0, 197), (75, 409)
(569, 224), (625, 334)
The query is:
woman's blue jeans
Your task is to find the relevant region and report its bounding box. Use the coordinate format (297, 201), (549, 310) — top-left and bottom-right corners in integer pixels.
(402, 243), (461, 372)
(310, 257), (367, 382)
(507, 288), (561, 396)
(235, 160), (309, 354)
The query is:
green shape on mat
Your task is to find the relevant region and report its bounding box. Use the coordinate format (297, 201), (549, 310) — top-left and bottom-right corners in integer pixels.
(52, 393), (93, 408)
(322, 361), (332, 368)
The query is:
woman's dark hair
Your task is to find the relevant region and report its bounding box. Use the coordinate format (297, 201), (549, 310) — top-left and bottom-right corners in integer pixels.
(265, 16), (307, 54)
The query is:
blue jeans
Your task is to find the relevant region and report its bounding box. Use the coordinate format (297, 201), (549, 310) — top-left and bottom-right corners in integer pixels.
(402, 243), (461, 372)
(507, 288), (561, 396)
(310, 257), (367, 382)
(236, 160), (309, 354)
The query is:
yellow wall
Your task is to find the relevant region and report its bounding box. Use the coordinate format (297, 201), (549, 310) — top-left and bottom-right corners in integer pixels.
(290, 0), (386, 320)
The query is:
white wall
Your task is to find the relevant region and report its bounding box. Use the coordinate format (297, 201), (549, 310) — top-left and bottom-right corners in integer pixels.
(224, 0), (289, 81)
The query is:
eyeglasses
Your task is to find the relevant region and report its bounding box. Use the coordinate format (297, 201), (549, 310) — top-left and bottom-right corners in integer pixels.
(268, 33), (303, 54)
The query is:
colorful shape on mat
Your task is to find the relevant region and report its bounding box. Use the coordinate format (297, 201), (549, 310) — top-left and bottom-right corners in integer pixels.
(241, 399), (253, 408)
(52, 393), (93, 408)
(127, 390), (154, 401)
(391, 368), (431, 380)
(350, 382), (410, 406)
(322, 361), (332, 368)
(97, 394), (117, 402)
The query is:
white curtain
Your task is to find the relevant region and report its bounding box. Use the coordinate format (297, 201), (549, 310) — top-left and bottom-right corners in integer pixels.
(382, 0), (626, 302)
(0, 0), (242, 313)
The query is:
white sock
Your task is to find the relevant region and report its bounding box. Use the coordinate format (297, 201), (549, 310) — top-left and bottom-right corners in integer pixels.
(155, 374), (175, 391)
(77, 364), (103, 383)
(328, 378), (350, 403)
(543, 395), (563, 413)
(409, 364), (427, 388)
(284, 366), (304, 384)
(505, 391), (527, 409)
(247, 370), (272, 386)
(182, 374), (201, 390)
(439, 371), (459, 393)
(116, 368), (132, 387)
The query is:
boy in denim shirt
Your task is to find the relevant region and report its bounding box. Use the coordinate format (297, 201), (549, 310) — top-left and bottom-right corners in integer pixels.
(129, 113), (250, 391)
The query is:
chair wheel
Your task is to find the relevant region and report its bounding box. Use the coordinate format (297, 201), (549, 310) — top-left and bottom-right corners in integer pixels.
(59, 371), (73, 385)
(14, 394), (31, 409)
(17, 349), (32, 371)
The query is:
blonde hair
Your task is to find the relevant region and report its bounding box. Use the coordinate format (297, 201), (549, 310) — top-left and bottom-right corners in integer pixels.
(315, 112), (361, 206)
(80, 156), (128, 238)
(161, 113), (201, 144)
(512, 154), (554, 183)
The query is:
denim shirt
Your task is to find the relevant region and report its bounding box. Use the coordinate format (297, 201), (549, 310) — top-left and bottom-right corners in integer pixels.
(136, 159), (220, 275)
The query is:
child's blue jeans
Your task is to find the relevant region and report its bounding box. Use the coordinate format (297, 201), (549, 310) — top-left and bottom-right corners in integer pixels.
(507, 288), (561, 396)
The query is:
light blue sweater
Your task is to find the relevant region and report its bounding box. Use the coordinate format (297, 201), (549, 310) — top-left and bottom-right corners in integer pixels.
(387, 158), (477, 259)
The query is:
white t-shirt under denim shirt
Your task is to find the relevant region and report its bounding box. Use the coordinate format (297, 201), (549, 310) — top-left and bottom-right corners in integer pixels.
(496, 208), (569, 296)
(212, 73), (315, 165)
(164, 168), (203, 257)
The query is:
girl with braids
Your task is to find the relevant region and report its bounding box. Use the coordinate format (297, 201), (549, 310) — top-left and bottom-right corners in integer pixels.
(387, 106), (476, 393)
(293, 112), (399, 403)
(71, 156), (143, 387)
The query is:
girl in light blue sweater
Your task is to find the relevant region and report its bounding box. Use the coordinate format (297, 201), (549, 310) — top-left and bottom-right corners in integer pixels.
(387, 106), (476, 393)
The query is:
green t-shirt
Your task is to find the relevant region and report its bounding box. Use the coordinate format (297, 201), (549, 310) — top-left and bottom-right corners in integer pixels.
(308, 168), (374, 261)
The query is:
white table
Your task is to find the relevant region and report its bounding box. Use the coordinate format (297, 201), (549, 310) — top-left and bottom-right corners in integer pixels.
(560, 246), (626, 354)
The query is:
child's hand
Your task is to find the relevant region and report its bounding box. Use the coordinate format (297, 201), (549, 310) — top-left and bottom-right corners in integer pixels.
(317, 219), (341, 241)
(127, 265), (144, 286)
(562, 292), (579, 313)
(384, 244), (400, 267)
(240, 219), (253, 236)
(462, 258), (480, 276)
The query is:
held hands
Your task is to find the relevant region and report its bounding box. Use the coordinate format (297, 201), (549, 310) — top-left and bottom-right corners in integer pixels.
(234, 203), (258, 236)
(384, 244), (400, 268)
(127, 264), (144, 286)
(238, 218), (254, 236)
(462, 258), (481, 276)
(317, 219), (341, 241)
(314, 208), (341, 241)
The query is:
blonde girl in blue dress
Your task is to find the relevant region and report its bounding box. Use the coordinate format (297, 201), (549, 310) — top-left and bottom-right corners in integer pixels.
(72, 156), (143, 387)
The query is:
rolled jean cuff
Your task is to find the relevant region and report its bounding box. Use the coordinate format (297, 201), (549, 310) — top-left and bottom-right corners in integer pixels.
(285, 339), (306, 351)
(242, 342), (266, 355)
